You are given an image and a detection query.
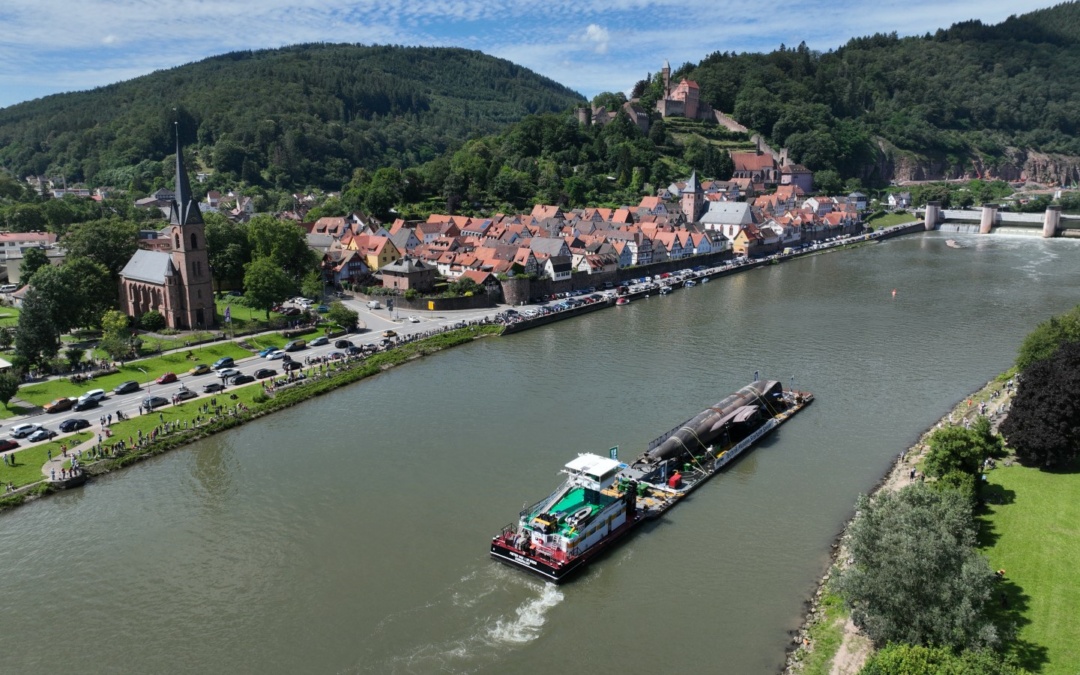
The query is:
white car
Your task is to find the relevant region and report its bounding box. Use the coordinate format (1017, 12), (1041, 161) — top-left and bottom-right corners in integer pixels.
(267, 351), (287, 360)
(11, 423), (41, 438)
(408, 316), (421, 323)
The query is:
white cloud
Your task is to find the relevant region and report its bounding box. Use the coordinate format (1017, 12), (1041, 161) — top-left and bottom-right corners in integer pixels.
(582, 24), (610, 54)
(0, 0), (1066, 107)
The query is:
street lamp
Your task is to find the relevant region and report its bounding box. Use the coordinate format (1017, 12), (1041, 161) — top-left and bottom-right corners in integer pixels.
(137, 367), (151, 398)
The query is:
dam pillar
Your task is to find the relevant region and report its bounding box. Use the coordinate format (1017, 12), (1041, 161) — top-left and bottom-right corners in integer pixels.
(979, 203), (997, 234)
(924, 201), (940, 231)
(1043, 205), (1061, 238)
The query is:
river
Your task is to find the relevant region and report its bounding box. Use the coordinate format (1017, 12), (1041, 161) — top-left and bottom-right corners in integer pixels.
(1, 232), (1077, 674)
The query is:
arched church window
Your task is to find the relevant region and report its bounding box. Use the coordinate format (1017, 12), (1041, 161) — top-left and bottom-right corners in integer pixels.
(174, 233), (180, 249)
(190, 233), (198, 249)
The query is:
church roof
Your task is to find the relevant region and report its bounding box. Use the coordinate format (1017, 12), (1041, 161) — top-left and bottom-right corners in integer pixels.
(168, 127), (203, 227)
(683, 171), (701, 194)
(120, 249), (176, 284)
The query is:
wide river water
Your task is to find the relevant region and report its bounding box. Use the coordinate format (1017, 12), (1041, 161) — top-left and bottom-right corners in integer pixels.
(2, 232), (1078, 674)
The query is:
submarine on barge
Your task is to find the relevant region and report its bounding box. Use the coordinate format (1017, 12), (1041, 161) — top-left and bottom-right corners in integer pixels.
(490, 380), (812, 582)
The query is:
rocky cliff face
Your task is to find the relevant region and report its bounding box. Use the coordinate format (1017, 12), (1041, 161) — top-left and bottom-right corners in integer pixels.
(873, 141), (1080, 185)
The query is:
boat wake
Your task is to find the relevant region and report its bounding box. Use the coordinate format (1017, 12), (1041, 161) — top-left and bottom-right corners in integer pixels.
(347, 566), (564, 674)
(486, 582), (563, 644)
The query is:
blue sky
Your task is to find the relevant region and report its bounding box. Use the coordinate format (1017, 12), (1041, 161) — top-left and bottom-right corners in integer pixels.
(0, 0), (1061, 109)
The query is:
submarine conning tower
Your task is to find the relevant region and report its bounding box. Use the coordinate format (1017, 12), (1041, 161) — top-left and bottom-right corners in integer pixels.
(640, 380), (785, 465)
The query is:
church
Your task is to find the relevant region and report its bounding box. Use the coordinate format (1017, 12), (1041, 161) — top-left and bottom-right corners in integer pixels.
(119, 130), (216, 330)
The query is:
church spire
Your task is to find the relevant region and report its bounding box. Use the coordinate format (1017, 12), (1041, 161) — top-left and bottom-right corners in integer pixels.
(169, 122), (203, 226)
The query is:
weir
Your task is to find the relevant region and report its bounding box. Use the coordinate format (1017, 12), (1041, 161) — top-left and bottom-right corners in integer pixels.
(917, 204), (1077, 237)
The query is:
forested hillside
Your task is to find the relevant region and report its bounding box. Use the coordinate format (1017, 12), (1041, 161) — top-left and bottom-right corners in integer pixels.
(681, 1), (1080, 185)
(0, 44), (584, 191)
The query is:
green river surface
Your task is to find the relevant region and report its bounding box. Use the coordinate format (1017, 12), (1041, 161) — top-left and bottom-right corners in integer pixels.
(1, 232), (1077, 674)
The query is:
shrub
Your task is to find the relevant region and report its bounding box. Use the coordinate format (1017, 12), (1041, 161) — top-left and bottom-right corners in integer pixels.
(139, 310), (166, 331)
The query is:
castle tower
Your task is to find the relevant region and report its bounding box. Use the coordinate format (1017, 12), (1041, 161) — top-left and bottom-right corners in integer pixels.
(681, 171), (704, 223)
(167, 126), (216, 329)
(662, 59), (671, 97)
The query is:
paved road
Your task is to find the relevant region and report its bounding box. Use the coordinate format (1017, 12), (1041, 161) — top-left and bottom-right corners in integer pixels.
(2, 305), (503, 457)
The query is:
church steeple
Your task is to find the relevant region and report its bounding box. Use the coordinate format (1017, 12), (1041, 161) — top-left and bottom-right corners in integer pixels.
(169, 123), (203, 226)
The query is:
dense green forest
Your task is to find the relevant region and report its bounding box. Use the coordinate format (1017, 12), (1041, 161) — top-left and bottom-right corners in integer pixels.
(678, 2), (1080, 184)
(0, 44), (584, 192)
(310, 112), (745, 220)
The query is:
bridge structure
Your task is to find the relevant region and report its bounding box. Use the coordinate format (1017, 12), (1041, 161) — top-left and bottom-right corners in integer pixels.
(916, 203), (1080, 238)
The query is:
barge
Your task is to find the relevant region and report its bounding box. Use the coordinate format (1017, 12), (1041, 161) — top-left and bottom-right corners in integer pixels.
(490, 380), (813, 582)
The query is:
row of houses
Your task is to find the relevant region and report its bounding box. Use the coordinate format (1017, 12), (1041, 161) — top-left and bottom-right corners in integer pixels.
(306, 185), (863, 290)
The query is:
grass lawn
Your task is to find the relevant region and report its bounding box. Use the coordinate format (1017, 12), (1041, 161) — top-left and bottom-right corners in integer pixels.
(214, 296), (285, 331)
(0, 432), (93, 488)
(17, 342), (254, 406)
(0, 305), (20, 327)
(866, 212), (918, 229)
(97, 382), (269, 448)
(243, 333), (292, 351)
(979, 460), (1080, 674)
(798, 590), (849, 675)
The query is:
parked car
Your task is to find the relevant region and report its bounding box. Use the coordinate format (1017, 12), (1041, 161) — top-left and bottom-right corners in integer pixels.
(11, 423), (40, 438)
(280, 307), (301, 316)
(254, 368), (277, 379)
(231, 374), (255, 385)
(346, 345), (364, 356)
(218, 368), (242, 380)
(267, 351), (287, 360)
(44, 397), (74, 414)
(114, 380), (140, 395)
(334, 339), (353, 349)
(142, 396), (169, 410)
(156, 372), (178, 384)
(0, 439), (19, 452)
(59, 418), (91, 433)
(282, 361), (302, 372)
(257, 347), (278, 357)
(73, 398), (100, 412)
(203, 382), (226, 394)
(189, 364), (211, 375)
(283, 340), (306, 352)
(175, 389), (198, 401)
(78, 389), (106, 405)
(316, 305), (330, 313)
(327, 351), (344, 360)
(309, 336), (329, 346)
(28, 428), (57, 443)
(213, 357), (235, 370)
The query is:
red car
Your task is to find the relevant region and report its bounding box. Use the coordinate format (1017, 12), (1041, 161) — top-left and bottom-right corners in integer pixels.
(156, 372), (178, 384)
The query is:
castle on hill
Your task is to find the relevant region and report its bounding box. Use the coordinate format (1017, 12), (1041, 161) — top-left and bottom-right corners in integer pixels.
(655, 59), (716, 121)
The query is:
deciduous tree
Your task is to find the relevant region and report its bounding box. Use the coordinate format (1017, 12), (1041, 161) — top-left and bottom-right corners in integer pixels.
(1000, 340), (1080, 467)
(243, 257), (295, 319)
(60, 219), (139, 280)
(326, 302), (359, 331)
(14, 287), (60, 368)
(19, 247), (49, 284)
(837, 483), (998, 650)
(860, 644), (1027, 675)
(0, 371), (19, 409)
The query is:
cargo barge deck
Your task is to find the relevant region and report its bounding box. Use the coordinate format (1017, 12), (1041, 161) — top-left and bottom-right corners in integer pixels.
(490, 380), (813, 582)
